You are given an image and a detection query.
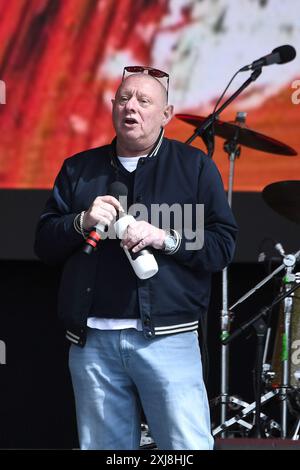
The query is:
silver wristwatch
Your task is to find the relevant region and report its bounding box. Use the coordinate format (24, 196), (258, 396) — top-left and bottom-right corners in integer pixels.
(163, 230), (178, 254)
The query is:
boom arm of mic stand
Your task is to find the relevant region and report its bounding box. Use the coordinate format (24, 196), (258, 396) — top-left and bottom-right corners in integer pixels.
(185, 68), (262, 147)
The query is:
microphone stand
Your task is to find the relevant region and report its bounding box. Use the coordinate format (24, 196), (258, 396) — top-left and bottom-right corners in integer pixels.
(222, 282), (300, 438)
(185, 68), (262, 145)
(185, 67), (262, 434)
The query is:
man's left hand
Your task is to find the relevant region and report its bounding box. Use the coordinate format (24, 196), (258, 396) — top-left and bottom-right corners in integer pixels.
(121, 220), (166, 253)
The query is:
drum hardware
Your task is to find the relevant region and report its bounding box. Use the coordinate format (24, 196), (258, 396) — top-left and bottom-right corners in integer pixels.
(229, 249), (300, 312)
(270, 266), (300, 437)
(291, 419), (300, 440)
(261, 324), (274, 385)
(212, 389), (280, 437)
(176, 115), (297, 157)
(262, 363), (275, 387)
(260, 182), (300, 433)
(225, 248), (300, 437)
(279, 273), (293, 438)
(223, 270), (300, 438)
(176, 107), (298, 435)
(262, 181), (300, 225)
(228, 395), (248, 412)
(260, 181), (300, 438)
(295, 371), (300, 385)
(264, 419), (282, 438)
(226, 393), (281, 438)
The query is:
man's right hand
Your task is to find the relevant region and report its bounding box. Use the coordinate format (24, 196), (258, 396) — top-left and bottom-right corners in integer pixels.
(82, 196), (124, 231)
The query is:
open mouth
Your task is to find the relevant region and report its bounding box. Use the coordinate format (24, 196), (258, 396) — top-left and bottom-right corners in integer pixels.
(124, 117), (138, 125)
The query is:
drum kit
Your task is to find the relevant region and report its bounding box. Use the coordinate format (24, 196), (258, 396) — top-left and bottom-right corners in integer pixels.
(176, 113), (300, 440)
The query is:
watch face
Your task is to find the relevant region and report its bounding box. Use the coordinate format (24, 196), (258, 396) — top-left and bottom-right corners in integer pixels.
(164, 234), (176, 251)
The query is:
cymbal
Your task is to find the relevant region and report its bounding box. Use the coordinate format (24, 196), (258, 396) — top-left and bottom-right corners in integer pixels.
(176, 114), (297, 156)
(262, 180), (300, 224)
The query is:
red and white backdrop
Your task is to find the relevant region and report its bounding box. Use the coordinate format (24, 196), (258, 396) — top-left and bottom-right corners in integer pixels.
(0, 0), (299, 190)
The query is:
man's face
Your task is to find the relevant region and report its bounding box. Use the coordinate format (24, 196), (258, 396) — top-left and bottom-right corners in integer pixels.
(112, 74), (173, 154)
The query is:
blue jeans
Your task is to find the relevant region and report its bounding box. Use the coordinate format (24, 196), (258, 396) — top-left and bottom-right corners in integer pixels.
(69, 328), (214, 450)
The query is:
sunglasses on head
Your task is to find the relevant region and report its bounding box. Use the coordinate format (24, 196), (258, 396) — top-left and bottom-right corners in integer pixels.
(122, 66), (169, 100)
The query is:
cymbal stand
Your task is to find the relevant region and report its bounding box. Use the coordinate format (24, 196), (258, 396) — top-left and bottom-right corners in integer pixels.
(219, 112), (246, 435)
(274, 244), (298, 438)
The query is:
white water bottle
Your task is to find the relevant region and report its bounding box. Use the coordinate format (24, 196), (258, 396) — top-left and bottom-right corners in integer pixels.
(114, 215), (159, 280)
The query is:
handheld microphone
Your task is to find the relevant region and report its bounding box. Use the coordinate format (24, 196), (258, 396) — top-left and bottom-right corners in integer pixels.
(83, 182), (158, 279)
(83, 181), (128, 255)
(240, 44), (296, 72)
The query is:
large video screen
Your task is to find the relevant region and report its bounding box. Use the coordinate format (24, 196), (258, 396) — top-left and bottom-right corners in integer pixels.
(0, 0), (299, 191)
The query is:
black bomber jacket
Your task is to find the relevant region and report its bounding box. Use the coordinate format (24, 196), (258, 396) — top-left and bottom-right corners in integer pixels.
(34, 136), (238, 347)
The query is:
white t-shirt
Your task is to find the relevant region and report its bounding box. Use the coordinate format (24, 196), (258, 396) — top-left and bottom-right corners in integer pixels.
(87, 155), (146, 331)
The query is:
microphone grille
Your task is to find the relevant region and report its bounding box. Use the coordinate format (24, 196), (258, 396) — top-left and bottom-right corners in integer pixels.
(108, 181), (128, 199)
(272, 44), (296, 64)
